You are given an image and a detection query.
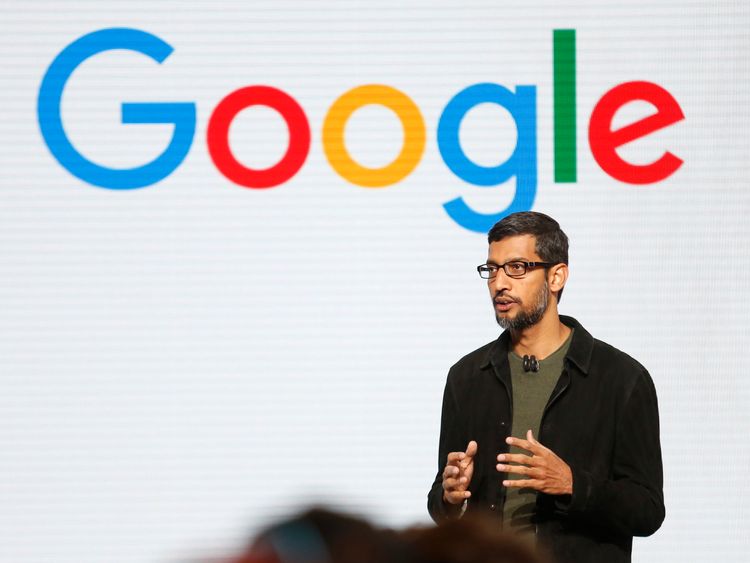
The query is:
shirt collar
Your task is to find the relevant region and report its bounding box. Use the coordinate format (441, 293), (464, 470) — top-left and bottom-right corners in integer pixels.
(479, 315), (593, 375)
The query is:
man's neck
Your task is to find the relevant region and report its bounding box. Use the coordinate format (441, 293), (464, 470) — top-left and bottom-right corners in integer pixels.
(510, 310), (572, 360)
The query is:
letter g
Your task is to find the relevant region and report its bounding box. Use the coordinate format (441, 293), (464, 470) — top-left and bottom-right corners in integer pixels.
(37, 28), (196, 189)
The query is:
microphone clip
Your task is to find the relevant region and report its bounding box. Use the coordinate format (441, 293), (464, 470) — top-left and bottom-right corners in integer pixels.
(522, 355), (539, 373)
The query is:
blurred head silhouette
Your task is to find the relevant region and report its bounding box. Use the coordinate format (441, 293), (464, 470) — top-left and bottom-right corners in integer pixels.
(229, 507), (407, 563)
(403, 514), (549, 563)
(225, 508), (545, 563)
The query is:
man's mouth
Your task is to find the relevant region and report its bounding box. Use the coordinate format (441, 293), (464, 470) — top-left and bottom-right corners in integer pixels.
(494, 296), (517, 313)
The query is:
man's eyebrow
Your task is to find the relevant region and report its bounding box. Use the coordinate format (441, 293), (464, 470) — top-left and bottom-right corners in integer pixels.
(487, 257), (529, 265)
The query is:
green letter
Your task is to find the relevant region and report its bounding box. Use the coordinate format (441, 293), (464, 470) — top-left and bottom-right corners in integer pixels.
(554, 29), (576, 183)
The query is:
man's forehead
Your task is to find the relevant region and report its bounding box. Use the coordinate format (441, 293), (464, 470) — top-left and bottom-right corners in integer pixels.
(487, 234), (540, 260)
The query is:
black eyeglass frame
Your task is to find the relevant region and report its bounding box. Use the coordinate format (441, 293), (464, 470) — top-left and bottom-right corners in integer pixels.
(476, 260), (557, 279)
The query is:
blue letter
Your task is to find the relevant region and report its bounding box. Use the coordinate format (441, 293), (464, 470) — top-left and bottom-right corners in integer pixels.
(437, 83), (537, 233)
(37, 28), (196, 189)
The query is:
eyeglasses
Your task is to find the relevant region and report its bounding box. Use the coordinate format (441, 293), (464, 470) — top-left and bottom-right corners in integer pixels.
(477, 260), (556, 279)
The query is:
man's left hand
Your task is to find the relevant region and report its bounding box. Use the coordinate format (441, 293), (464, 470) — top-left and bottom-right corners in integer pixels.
(496, 429), (573, 495)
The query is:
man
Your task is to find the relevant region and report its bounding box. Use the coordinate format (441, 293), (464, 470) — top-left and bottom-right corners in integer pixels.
(427, 212), (664, 563)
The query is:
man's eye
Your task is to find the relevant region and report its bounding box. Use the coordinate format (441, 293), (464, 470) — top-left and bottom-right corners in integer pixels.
(508, 262), (525, 273)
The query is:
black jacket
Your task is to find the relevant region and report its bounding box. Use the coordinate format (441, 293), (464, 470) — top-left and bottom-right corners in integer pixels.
(428, 316), (664, 563)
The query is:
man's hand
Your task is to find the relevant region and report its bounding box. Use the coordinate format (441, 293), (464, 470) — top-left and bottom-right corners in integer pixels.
(442, 440), (478, 505)
(496, 430), (573, 495)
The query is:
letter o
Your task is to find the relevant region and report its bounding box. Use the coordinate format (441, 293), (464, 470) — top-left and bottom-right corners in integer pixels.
(207, 86), (311, 188)
(322, 85), (425, 187)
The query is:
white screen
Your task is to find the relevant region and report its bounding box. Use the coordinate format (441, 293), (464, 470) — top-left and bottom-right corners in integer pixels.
(1, 1), (748, 561)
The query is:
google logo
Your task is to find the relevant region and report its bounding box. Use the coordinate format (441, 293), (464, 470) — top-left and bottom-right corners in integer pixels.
(38, 28), (684, 233)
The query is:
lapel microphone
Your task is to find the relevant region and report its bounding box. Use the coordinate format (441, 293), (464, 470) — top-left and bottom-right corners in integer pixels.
(523, 355), (540, 372)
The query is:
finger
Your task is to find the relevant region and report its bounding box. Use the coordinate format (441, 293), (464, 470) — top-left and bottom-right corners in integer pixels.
(465, 440), (478, 459)
(505, 436), (542, 454)
(443, 477), (463, 491)
(446, 451), (466, 464)
(502, 478), (542, 490)
(445, 474), (469, 488)
(496, 453), (536, 466)
(442, 465), (460, 479)
(526, 429), (548, 451)
(496, 464), (539, 477)
(445, 489), (472, 503)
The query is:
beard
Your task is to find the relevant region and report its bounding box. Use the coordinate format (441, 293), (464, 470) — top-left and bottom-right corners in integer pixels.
(495, 279), (550, 331)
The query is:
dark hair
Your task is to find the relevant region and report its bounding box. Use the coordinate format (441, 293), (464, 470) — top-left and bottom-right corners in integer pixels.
(487, 211), (569, 301)
(237, 507), (410, 563)
(402, 514), (550, 563)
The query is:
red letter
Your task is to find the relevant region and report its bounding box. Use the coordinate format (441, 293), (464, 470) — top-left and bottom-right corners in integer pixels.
(207, 86), (310, 188)
(589, 81), (684, 184)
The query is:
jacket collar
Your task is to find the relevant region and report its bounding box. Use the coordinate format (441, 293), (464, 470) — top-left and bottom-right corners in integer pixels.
(479, 315), (593, 375)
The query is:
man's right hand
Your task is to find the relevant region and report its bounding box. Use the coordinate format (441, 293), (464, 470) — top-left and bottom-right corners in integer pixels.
(441, 440), (478, 505)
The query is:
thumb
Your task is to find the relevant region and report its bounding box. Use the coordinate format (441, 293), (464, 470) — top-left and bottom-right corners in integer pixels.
(465, 440), (478, 458)
(526, 429), (539, 444)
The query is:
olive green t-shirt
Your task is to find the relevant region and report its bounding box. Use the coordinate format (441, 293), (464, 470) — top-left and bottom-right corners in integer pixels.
(502, 330), (573, 536)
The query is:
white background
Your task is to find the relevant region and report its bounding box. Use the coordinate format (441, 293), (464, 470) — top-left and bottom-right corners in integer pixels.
(1, 1), (749, 561)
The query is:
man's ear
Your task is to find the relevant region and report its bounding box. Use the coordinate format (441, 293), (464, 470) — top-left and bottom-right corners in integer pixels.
(548, 263), (568, 297)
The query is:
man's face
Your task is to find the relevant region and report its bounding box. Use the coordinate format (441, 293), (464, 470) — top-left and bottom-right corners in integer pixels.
(487, 234), (551, 331)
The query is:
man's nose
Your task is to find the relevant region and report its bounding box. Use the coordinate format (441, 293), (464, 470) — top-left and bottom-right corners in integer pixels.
(491, 270), (512, 292)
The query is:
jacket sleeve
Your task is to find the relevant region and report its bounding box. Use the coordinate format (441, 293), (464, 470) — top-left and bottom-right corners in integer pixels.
(427, 370), (467, 522)
(564, 367), (665, 537)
